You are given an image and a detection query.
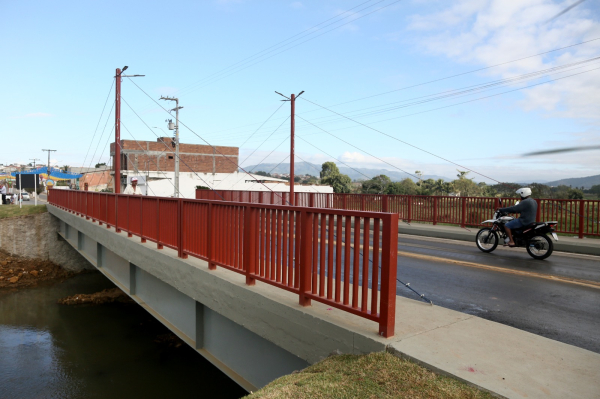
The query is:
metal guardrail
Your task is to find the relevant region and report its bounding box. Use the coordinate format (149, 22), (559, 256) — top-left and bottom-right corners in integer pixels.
(49, 189), (399, 338)
(197, 190), (599, 238)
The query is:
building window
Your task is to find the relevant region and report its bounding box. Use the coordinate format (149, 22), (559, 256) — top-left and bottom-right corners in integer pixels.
(168, 156), (174, 160)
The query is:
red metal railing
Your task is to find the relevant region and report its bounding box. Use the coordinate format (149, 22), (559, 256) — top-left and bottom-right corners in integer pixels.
(197, 190), (599, 238)
(48, 189), (399, 338)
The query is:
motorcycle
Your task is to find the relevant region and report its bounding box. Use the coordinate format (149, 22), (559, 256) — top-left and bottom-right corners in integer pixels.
(475, 202), (559, 260)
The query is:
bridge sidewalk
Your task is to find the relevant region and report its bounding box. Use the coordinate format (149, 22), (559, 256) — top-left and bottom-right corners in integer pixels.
(397, 222), (600, 256)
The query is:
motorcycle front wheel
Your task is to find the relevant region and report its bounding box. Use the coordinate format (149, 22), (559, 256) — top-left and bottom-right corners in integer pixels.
(476, 228), (499, 253)
(526, 234), (553, 260)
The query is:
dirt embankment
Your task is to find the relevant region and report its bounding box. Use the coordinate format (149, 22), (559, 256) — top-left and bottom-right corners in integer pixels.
(0, 249), (73, 289)
(58, 288), (134, 305)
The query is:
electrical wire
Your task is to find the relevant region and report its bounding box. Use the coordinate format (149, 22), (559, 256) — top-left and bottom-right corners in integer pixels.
(81, 80), (114, 169)
(120, 96), (224, 199)
(86, 101), (116, 171)
(175, 0), (380, 96)
(126, 78), (291, 204)
(177, 37), (600, 142)
(175, 0), (402, 96)
(300, 66), (600, 186)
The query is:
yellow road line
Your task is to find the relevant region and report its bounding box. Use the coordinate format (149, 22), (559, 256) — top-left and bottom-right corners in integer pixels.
(396, 250), (600, 290)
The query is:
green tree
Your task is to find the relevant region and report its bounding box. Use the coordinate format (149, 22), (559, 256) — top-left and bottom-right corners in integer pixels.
(567, 188), (584, 199)
(529, 183), (551, 198)
(320, 162), (351, 193)
(254, 171), (272, 177)
(588, 184), (600, 196)
(452, 170), (480, 197)
(320, 162), (340, 180)
(361, 175), (391, 194)
(95, 162), (107, 168)
(385, 178), (418, 195)
(478, 182), (497, 198)
(431, 179), (446, 195)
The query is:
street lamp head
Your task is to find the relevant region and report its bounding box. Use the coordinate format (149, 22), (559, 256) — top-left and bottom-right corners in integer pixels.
(122, 66), (129, 72)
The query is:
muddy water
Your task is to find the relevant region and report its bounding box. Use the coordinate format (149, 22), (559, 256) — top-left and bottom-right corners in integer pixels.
(0, 272), (247, 399)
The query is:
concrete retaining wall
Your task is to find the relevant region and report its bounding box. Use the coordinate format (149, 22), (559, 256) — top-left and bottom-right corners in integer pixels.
(0, 211), (93, 272)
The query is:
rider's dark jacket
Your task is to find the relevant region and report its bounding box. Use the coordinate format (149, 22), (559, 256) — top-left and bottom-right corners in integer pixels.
(499, 197), (538, 225)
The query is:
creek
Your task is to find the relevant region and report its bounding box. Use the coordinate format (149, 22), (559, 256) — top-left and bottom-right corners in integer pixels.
(0, 272), (247, 398)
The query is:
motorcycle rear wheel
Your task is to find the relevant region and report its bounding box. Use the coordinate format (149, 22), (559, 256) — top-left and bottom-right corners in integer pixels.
(526, 234), (553, 260)
(476, 228), (499, 253)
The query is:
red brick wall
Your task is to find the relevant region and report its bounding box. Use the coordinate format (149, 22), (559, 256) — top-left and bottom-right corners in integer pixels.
(110, 138), (239, 173)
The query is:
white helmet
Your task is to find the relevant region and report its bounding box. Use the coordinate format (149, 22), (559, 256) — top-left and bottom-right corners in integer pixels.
(516, 187), (531, 198)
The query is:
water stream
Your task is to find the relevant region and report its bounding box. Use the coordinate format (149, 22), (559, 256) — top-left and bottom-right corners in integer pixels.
(0, 272), (247, 399)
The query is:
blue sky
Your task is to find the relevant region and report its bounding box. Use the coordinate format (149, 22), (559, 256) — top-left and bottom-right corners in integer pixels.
(2, 0), (599, 183)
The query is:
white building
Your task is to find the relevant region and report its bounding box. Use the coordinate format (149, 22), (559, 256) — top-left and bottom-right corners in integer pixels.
(124, 171), (333, 198)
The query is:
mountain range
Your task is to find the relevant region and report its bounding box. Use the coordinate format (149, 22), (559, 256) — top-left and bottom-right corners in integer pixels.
(243, 162), (449, 182)
(243, 163), (600, 188)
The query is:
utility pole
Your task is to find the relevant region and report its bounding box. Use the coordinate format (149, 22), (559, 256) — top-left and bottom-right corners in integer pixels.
(159, 96), (183, 198)
(30, 158), (40, 206)
(114, 66), (144, 194)
(275, 90), (304, 205)
(42, 149), (56, 195)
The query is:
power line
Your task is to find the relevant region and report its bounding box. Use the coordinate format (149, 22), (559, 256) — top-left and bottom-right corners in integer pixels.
(86, 101), (116, 171)
(299, 66), (600, 184)
(126, 78), (291, 203)
(296, 115), (420, 181)
(81, 80), (114, 169)
(326, 37), (600, 108)
(120, 97), (223, 199)
(175, 0), (405, 96)
(239, 102), (287, 149)
(175, 0), (380, 95)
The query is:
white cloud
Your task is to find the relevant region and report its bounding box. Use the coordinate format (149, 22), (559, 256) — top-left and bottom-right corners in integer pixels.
(406, 0), (600, 120)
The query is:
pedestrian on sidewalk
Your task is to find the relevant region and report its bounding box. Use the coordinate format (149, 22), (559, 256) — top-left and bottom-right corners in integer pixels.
(0, 181), (6, 205)
(123, 177), (142, 195)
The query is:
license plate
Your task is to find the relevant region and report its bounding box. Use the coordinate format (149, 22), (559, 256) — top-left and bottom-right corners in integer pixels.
(551, 232), (558, 241)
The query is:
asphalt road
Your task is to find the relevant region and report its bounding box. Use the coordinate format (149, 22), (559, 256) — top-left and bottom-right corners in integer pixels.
(395, 234), (600, 354)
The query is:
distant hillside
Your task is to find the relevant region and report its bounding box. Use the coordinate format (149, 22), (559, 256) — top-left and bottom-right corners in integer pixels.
(242, 162), (451, 182)
(544, 174), (600, 189)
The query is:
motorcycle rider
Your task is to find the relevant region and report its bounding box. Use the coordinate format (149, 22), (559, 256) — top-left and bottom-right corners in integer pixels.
(497, 188), (537, 247)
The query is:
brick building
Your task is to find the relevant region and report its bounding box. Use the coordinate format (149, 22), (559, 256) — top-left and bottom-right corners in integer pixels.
(109, 138), (239, 174)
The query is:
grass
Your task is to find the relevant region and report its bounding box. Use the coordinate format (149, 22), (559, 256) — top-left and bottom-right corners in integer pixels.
(0, 205), (47, 219)
(245, 352), (493, 399)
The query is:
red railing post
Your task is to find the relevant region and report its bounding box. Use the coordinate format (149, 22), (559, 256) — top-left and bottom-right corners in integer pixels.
(535, 198), (541, 223)
(177, 198), (186, 258)
(243, 204), (256, 286)
(382, 195), (389, 213)
(299, 210), (312, 306)
(433, 197), (438, 225)
(461, 197), (467, 228)
(343, 194), (348, 210)
(140, 198), (146, 243)
(379, 213), (398, 338)
(156, 198), (163, 249)
(407, 196), (412, 223)
(271, 191), (275, 204)
(127, 196), (133, 237)
(208, 203), (215, 270)
(578, 200), (585, 239)
(115, 195), (121, 233)
(361, 195), (365, 211)
(259, 191), (264, 204)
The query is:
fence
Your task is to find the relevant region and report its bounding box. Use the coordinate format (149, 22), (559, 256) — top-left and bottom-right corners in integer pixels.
(48, 189), (399, 338)
(197, 190), (599, 239)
